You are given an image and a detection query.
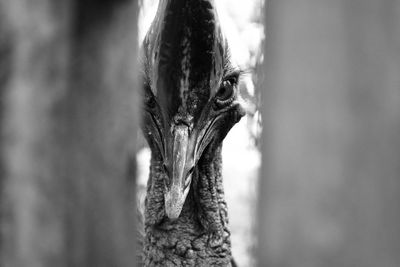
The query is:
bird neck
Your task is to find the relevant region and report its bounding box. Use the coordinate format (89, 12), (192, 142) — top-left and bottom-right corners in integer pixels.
(143, 145), (233, 266)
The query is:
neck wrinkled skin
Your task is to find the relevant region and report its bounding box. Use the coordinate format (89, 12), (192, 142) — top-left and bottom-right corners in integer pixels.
(142, 146), (233, 266)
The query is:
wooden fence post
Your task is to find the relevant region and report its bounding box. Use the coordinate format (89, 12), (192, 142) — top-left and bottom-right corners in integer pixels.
(0, 1), (139, 266)
(259, 0), (400, 266)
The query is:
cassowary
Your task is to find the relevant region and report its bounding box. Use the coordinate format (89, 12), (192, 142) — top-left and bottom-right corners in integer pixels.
(140, 0), (245, 266)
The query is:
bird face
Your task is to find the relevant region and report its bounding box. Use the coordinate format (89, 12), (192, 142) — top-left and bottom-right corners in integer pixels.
(141, 0), (245, 220)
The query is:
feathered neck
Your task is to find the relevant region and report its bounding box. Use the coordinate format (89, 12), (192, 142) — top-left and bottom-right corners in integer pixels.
(142, 145), (233, 266)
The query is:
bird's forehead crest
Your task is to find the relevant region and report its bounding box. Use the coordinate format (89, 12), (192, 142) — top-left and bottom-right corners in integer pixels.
(143, 0), (226, 121)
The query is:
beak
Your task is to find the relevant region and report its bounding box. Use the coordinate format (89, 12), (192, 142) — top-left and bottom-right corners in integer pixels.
(164, 125), (194, 220)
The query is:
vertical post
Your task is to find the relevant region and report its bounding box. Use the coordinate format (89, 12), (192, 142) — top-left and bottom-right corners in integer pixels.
(259, 0), (400, 266)
(0, 1), (139, 266)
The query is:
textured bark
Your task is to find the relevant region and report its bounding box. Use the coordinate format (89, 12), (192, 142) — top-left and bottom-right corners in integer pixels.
(0, 1), (139, 266)
(259, 0), (400, 266)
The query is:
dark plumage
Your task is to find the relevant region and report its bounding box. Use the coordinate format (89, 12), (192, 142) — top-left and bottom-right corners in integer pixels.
(139, 0), (245, 266)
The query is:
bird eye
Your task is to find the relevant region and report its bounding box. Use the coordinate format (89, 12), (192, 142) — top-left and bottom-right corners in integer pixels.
(215, 78), (236, 106)
(144, 93), (156, 109)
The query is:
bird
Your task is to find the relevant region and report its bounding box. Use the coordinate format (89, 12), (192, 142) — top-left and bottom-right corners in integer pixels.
(139, 0), (245, 266)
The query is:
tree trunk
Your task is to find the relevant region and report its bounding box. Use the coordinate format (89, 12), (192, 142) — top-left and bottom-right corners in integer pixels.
(259, 0), (400, 266)
(0, 1), (139, 266)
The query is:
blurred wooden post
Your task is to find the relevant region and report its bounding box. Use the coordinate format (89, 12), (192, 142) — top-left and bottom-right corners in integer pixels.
(0, 1), (139, 266)
(258, 0), (400, 266)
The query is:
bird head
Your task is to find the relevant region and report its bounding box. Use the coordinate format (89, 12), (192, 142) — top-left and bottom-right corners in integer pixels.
(141, 0), (245, 220)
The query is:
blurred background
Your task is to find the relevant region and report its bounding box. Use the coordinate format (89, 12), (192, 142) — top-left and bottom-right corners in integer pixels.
(1, 0), (400, 266)
(259, 1), (400, 267)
